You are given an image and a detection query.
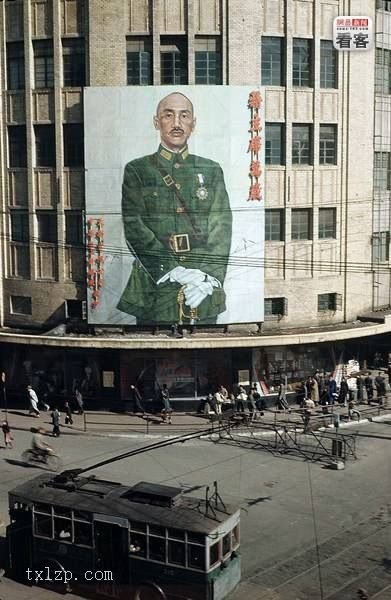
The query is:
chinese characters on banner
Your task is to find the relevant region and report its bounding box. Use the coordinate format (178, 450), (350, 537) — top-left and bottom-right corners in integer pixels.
(87, 218), (105, 310)
(247, 90), (263, 202)
(333, 16), (372, 51)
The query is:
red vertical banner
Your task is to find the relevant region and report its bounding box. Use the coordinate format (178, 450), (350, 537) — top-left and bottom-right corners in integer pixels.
(247, 90), (263, 202)
(86, 218), (105, 310)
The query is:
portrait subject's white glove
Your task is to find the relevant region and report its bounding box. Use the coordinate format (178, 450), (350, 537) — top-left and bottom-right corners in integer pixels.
(183, 275), (221, 309)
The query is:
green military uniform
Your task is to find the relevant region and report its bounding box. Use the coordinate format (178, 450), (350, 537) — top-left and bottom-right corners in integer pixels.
(117, 144), (232, 324)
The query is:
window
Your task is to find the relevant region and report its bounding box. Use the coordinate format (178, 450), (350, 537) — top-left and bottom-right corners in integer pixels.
(318, 293), (342, 311)
(319, 125), (337, 165)
(195, 37), (222, 84)
(34, 125), (55, 167)
(126, 38), (152, 85)
(65, 212), (83, 245)
(168, 540), (186, 566)
(10, 211), (29, 242)
(374, 152), (391, 191)
(373, 232), (390, 262)
(262, 37), (284, 86)
(63, 124), (84, 167)
(265, 209), (284, 241)
(209, 542), (219, 567)
(291, 208), (312, 240)
(149, 536), (166, 562)
(62, 38), (85, 87)
(292, 125), (312, 165)
(33, 40), (54, 88)
(377, 0), (391, 11)
(188, 544), (205, 570)
(318, 208), (336, 239)
(7, 42), (25, 90)
(160, 39), (187, 84)
(320, 41), (337, 88)
(292, 39), (312, 87)
(10, 295), (32, 315)
(264, 297), (287, 317)
(265, 123), (285, 165)
(37, 212), (57, 243)
(8, 125), (27, 168)
(375, 48), (391, 95)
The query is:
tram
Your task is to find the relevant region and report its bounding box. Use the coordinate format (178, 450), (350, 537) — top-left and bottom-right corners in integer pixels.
(7, 471), (241, 600)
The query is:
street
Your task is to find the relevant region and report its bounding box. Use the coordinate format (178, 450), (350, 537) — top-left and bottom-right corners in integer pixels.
(0, 417), (390, 599)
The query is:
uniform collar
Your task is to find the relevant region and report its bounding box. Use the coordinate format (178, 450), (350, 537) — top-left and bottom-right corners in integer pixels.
(158, 144), (189, 163)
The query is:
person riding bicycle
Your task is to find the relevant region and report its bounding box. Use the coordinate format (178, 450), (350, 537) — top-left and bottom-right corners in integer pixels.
(31, 427), (52, 459)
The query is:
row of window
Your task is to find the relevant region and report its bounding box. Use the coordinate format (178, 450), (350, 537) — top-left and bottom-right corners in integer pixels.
(265, 293), (343, 316)
(7, 38), (85, 90)
(6, 36), (339, 90)
(377, 0), (391, 11)
(10, 211), (83, 244)
(262, 38), (338, 89)
(8, 124), (83, 168)
(266, 123), (337, 166)
(265, 208), (336, 241)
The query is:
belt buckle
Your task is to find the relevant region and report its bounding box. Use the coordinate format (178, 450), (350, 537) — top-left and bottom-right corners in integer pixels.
(169, 234), (190, 253)
(163, 174), (174, 186)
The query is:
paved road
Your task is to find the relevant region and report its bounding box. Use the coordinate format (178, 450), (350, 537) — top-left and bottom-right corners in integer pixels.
(0, 418), (390, 599)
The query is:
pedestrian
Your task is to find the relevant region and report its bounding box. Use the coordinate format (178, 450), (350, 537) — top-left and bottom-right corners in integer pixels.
(213, 390), (224, 415)
(348, 399), (360, 421)
(277, 380), (290, 411)
(247, 385), (258, 420)
(375, 372), (386, 404)
(64, 401), (73, 425)
(51, 407), (61, 437)
(235, 387), (247, 412)
(130, 384), (145, 414)
(27, 384), (40, 417)
(309, 376), (319, 406)
(75, 385), (84, 415)
(327, 378), (337, 405)
(2, 420), (13, 448)
(339, 377), (349, 406)
(364, 373), (374, 402)
(302, 409), (311, 434)
(159, 384), (172, 424)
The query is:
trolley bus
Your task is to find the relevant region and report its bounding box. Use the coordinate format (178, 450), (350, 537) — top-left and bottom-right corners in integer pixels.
(7, 471), (241, 600)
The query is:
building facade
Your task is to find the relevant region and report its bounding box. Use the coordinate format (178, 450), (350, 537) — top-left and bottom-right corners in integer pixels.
(0, 0), (389, 404)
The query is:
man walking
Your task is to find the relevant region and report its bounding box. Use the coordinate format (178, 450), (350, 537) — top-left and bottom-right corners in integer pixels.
(27, 385), (40, 417)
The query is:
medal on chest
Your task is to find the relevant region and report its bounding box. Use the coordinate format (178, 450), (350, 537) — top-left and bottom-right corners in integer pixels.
(196, 173), (208, 200)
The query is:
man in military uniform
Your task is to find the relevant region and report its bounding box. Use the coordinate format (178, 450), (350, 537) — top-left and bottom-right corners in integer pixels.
(117, 92), (232, 325)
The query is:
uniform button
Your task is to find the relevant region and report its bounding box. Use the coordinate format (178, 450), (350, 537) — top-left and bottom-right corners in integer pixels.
(175, 183), (181, 190)
(176, 207), (185, 213)
(174, 163), (180, 169)
(179, 256), (186, 262)
(153, 192), (158, 197)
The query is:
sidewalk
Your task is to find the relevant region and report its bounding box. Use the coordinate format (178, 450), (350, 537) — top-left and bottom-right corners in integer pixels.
(1, 400), (390, 440)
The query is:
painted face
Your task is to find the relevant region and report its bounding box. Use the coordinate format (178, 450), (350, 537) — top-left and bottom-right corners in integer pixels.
(154, 93), (196, 151)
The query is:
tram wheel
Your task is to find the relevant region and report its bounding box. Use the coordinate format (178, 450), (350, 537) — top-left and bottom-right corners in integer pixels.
(34, 561), (71, 594)
(134, 582), (166, 600)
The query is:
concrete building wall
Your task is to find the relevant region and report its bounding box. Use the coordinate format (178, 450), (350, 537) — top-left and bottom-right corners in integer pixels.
(0, 0), (380, 332)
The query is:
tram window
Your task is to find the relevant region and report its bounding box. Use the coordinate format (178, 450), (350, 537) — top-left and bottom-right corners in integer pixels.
(34, 513), (53, 538)
(187, 531), (204, 545)
(74, 521), (92, 546)
(149, 524), (165, 537)
(130, 521), (147, 533)
(232, 525), (240, 548)
(54, 506), (72, 518)
(168, 540), (186, 566)
(74, 509), (91, 521)
(54, 517), (72, 541)
(149, 536), (166, 562)
(167, 527), (185, 540)
(129, 534), (146, 557)
(222, 533), (231, 556)
(209, 541), (219, 567)
(34, 503), (51, 514)
(188, 544), (205, 571)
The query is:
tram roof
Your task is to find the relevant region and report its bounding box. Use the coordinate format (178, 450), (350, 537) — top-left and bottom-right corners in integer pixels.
(9, 473), (239, 534)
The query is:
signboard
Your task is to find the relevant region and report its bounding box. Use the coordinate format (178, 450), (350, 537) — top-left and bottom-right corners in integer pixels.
(333, 16), (372, 51)
(84, 87), (264, 326)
